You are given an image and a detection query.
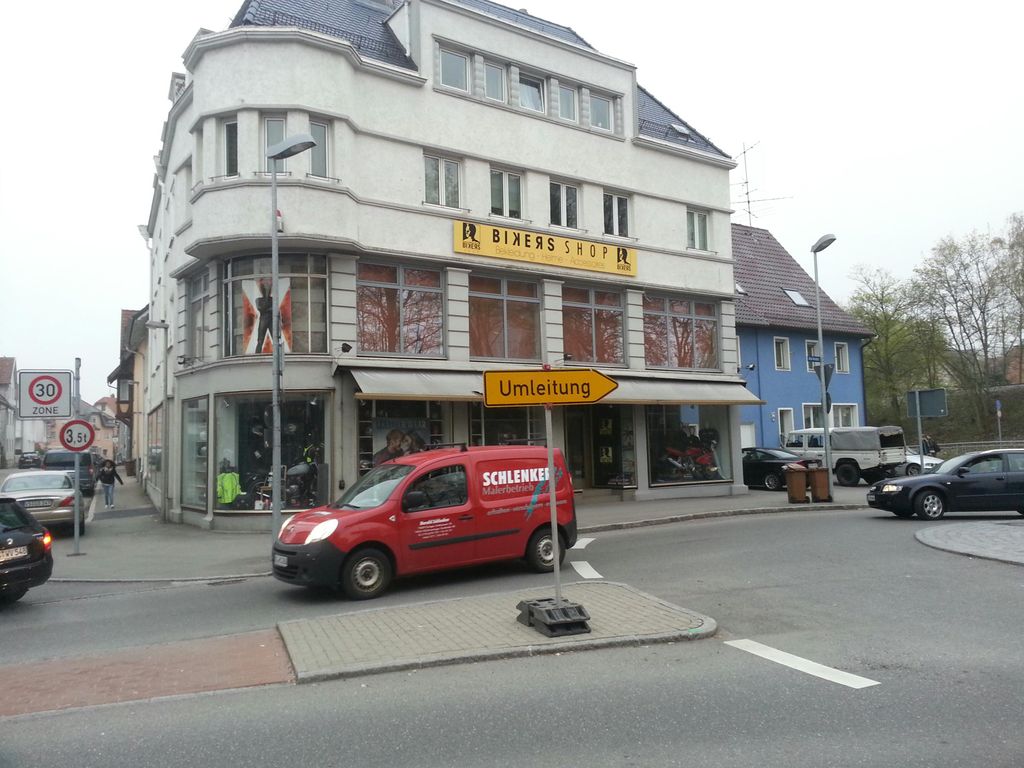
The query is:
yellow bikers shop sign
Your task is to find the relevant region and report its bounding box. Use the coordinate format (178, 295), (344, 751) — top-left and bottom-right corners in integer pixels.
(453, 221), (637, 277)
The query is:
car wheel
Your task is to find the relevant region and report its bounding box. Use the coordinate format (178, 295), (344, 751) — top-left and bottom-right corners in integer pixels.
(835, 463), (860, 487)
(763, 472), (783, 491)
(914, 490), (947, 520)
(340, 547), (393, 600)
(0, 586), (29, 604)
(905, 463), (921, 476)
(525, 527), (567, 573)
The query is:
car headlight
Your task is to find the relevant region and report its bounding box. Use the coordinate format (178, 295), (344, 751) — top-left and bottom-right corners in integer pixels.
(304, 518), (339, 545)
(881, 484), (902, 493)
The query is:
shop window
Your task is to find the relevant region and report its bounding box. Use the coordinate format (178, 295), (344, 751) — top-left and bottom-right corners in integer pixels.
(147, 406), (163, 494)
(468, 275), (540, 360)
(356, 263), (444, 356)
(646, 404), (731, 486)
(181, 397), (209, 509)
(357, 400), (445, 473)
(562, 286), (624, 364)
(215, 392), (327, 509)
(223, 254), (328, 356)
(470, 403), (543, 447)
(643, 295), (719, 370)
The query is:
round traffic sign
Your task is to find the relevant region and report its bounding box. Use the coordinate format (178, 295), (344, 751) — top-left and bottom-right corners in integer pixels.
(29, 375), (63, 406)
(59, 419), (96, 452)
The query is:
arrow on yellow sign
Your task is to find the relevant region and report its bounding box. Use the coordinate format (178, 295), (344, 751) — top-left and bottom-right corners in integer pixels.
(483, 369), (618, 407)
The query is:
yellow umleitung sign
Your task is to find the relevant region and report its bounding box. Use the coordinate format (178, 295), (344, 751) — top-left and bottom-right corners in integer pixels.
(483, 369), (618, 407)
(454, 221), (637, 276)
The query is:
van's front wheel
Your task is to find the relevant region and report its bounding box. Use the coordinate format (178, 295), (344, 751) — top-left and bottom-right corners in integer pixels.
(525, 528), (566, 573)
(340, 548), (393, 600)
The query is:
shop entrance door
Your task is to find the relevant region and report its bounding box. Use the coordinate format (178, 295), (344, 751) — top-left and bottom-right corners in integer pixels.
(565, 407), (590, 488)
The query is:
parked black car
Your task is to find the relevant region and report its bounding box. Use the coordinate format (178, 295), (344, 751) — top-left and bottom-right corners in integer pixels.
(741, 447), (811, 490)
(0, 498), (54, 604)
(867, 449), (1024, 520)
(40, 449), (97, 496)
(17, 451), (40, 469)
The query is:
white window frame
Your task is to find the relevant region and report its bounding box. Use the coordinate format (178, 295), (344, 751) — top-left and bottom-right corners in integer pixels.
(805, 340), (819, 372)
(590, 94), (613, 131)
(774, 337), (790, 371)
(549, 181), (579, 229)
(687, 210), (709, 250)
(559, 84), (577, 122)
(834, 404), (857, 427)
(777, 408), (794, 445)
(603, 192), (629, 237)
(484, 62), (506, 102)
(490, 169), (522, 219)
(440, 49), (469, 92)
(264, 116), (286, 172)
(802, 403), (824, 429)
(309, 120), (329, 178)
(424, 154), (460, 208)
(835, 341), (850, 373)
(519, 73), (545, 112)
(223, 119), (238, 177)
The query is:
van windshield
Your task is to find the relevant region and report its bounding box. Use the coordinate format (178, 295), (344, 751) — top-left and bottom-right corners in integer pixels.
(333, 464), (415, 510)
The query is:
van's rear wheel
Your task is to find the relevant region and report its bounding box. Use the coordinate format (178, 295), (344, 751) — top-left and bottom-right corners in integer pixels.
(525, 528), (566, 573)
(340, 548), (392, 600)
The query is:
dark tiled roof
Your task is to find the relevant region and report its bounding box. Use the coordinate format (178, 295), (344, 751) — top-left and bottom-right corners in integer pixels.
(228, 0), (728, 159)
(0, 357), (13, 386)
(732, 223), (871, 337)
(231, 0), (415, 69)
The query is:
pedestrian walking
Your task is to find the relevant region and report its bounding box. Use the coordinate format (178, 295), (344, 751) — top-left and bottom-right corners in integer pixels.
(97, 459), (124, 509)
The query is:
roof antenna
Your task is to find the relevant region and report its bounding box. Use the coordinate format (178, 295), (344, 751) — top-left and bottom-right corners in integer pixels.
(731, 142), (791, 226)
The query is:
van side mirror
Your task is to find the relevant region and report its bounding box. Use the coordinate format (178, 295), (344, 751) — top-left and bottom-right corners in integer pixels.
(403, 490), (429, 512)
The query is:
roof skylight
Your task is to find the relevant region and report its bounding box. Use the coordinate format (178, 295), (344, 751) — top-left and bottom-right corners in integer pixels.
(783, 289), (811, 307)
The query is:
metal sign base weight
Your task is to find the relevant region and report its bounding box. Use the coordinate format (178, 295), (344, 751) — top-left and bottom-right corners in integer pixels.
(516, 597), (591, 637)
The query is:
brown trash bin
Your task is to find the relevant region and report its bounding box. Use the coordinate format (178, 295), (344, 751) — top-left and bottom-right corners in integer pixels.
(784, 465), (809, 503)
(125, 459), (137, 477)
(807, 467), (831, 502)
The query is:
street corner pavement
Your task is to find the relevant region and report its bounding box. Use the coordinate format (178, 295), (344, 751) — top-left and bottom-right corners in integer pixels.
(278, 580), (716, 683)
(915, 520), (1024, 566)
(49, 480), (272, 582)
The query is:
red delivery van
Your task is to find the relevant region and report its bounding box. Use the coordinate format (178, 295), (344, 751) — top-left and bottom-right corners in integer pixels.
(272, 444), (577, 599)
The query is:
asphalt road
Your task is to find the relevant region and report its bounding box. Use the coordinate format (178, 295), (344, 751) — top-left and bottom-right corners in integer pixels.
(4, 507), (1024, 766)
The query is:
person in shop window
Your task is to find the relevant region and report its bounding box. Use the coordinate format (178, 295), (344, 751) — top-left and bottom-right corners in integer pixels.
(372, 429), (405, 466)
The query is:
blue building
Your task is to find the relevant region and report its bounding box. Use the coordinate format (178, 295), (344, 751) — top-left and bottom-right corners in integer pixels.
(732, 224), (872, 448)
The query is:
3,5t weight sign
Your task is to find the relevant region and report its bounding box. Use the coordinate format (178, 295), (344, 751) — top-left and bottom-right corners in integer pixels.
(60, 420), (95, 452)
(18, 370), (73, 419)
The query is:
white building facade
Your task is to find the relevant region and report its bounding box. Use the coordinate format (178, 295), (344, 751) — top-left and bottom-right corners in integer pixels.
(143, 0), (760, 529)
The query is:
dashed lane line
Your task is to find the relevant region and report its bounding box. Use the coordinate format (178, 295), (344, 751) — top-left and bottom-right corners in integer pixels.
(724, 639), (880, 689)
(569, 560), (603, 579)
(572, 537), (596, 550)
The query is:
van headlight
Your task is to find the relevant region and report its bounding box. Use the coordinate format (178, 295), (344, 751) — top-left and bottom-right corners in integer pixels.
(304, 518), (339, 545)
(881, 484), (902, 493)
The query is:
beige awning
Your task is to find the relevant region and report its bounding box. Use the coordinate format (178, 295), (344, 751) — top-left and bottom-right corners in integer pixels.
(348, 368), (762, 406)
(351, 369), (484, 401)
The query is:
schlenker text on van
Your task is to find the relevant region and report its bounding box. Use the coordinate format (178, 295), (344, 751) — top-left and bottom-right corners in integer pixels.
(272, 445), (577, 599)
(784, 426), (907, 486)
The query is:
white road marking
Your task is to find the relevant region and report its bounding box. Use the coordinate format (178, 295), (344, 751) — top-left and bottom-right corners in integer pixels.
(85, 494), (98, 523)
(571, 537), (595, 550)
(724, 639), (880, 689)
(570, 560), (603, 579)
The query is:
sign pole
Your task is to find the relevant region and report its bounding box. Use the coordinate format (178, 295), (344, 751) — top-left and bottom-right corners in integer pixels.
(544, 401), (562, 604)
(72, 358), (82, 556)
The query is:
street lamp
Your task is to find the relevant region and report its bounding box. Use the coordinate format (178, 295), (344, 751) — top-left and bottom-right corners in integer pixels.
(145, 319), (171, 521)
(267, 133), (317, 535)
(811, 234), (837, 501)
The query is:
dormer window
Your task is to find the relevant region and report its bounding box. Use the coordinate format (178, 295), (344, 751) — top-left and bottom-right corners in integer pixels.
(783, 289), (810, 307)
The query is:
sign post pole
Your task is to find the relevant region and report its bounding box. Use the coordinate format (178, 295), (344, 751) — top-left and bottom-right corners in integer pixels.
(72, 359), (82, 556)
(544, 401), (561, 604)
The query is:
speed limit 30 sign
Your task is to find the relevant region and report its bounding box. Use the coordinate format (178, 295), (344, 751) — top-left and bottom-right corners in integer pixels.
(18, 370), (73, 419)
(60, 419), (95, 452)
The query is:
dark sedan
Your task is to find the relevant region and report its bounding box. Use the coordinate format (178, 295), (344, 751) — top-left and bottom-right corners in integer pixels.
(0, 498), (54, 605)
(741, 447), (809, 490)
(866, 449), (1024, 520)
(17, 451), (40, 469)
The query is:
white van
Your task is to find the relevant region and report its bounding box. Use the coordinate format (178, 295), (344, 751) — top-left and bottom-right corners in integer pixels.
(784, 426), (907, 486)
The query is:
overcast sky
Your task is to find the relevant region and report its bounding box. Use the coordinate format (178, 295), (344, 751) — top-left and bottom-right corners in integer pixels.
(2, 0), (1020, 403)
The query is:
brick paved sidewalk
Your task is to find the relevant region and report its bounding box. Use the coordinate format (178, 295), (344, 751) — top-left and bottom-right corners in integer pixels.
(1, 630), (294, 718)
